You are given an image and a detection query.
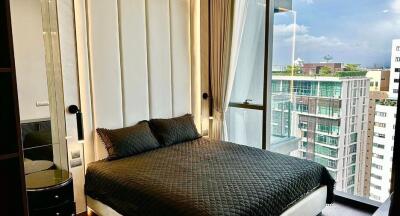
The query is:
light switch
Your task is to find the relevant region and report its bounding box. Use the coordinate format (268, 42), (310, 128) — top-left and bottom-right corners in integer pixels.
(71, 150), (80, 159)
(70, 158), (82, 168)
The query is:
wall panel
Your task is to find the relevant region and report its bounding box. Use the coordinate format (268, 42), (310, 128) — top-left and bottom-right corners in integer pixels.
(118, 0), (150, 126)
(86, 0), (123, 129)
(57, 0), (85, 211)
(170, 0), (191, 116)
(146, 0), (173, 118)
(73, 0), (94, 165)
(83, 0), (194, 160)
(87, 0), (123, 158)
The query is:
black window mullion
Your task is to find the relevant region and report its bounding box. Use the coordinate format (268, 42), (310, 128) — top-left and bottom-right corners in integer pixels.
(229, 102), (264, 111)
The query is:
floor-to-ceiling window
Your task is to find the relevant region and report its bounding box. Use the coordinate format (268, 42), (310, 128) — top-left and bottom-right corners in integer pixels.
(227, 0), (399, 205)
(226, 0), (266, 149)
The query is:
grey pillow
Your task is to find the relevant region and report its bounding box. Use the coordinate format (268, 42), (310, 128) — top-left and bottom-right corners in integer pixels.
(97, 121), (160, 160)
(149, 114), (201, 146)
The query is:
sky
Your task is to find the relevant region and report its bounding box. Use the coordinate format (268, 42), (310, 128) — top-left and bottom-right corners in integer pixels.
(272, 0), (400, 68)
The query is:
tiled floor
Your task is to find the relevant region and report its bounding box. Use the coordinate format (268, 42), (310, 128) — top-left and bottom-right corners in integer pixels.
(322, 202), (373, 216)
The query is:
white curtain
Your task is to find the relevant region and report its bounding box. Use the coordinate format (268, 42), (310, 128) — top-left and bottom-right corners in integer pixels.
(226, 0), (266, 147)
(222, 0), (249, 140)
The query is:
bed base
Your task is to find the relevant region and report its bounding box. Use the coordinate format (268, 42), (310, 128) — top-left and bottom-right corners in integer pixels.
(87, 196), (122, 216)
(281, 186), (327, 216)
(87, 185), (327, 216)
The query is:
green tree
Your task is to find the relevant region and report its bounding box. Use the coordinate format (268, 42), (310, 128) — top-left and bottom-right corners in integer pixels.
(319, 66), (332, 75)
(344, 64), (360, 71)
(285, 65), (302, 75)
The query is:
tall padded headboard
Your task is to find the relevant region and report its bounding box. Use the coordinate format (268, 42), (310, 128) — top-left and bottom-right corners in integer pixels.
(85, 0), (192, 160)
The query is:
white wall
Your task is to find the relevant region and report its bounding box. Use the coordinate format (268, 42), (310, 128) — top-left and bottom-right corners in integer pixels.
(10, 0), (50, 122)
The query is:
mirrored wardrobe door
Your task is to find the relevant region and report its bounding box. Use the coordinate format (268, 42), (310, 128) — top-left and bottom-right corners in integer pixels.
(10, 0), (68, 176)
(40, 0), (69, 172)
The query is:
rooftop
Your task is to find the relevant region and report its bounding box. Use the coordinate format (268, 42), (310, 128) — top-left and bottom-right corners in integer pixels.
(375, 99), (397, 107)
(272, 71), (367, 78)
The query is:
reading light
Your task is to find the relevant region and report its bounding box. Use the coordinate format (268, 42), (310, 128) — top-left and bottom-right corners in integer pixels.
(68, 105), (84, 141)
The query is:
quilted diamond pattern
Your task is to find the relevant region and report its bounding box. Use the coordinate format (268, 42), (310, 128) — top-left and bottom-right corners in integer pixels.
(97, 121), (160, 160)
(85, 138), (335, 216)
(149, 114), (201, 146)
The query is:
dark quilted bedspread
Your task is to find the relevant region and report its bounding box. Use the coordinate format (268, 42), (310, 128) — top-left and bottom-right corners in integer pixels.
(85, 138), (335, 216)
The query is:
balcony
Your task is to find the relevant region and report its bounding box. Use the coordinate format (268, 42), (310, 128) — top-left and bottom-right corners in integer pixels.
(298, 112), (341, 120)
(270, 136), (300, 155)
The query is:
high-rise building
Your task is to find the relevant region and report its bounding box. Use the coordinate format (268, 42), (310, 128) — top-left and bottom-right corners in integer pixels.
(363, 91), (388, 197)
(363, 69), (390, 197)
(369, 99), (397, 202)
(365, 39), (400, 202)
(389, 39), (400, 99)
(366, 70), (390, 92)
(271, 73), (369, 195)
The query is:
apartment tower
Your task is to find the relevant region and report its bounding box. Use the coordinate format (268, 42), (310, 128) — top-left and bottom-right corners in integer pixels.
(389, 39), (400, 99)
(272, 74), (369, 195)
(363, 70), (390, 196)
(369, 100), (397, 202)
(368, 39), (400, 202)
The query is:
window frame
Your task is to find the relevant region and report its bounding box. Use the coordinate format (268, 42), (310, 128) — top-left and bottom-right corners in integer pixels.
(226, 0), (274, 149)
(262, 0), (393, 212)
(225, 0), (400, 212)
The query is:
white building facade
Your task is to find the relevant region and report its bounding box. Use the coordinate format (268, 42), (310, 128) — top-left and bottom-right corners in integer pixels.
(271, 75), (369, 196)
(369, 39), (400, 202)
(389, 39), (400, 99)
(369, 101), (397, 202)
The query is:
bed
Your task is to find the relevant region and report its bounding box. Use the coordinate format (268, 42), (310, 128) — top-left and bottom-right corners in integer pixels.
(85, 138), (334, 216)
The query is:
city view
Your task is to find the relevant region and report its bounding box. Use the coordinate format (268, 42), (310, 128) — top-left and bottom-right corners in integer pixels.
(270, 54), (398, 202)
(226, 0), (400, 203)
(270, 0), (400, 203)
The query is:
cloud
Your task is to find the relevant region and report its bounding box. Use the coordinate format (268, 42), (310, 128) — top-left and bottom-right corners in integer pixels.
(369, 18), (400, 38)
(273, 23), (346, 48)
(295, 34), (345, 47)
(300, 0), (314, 4)
(272, 23), (352, 65)
(392, 0), (400, 13)
(274, 24), (309, 36)
(274, 0), (400, 67)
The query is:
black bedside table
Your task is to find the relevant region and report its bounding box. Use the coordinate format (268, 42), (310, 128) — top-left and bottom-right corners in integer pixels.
(26, 169), (76, 216)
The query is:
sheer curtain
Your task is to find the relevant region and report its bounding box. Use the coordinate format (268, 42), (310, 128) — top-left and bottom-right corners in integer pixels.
(222, 0), (250, 140)
(210, 0), (265, 141)
(226, 0), (266, 147)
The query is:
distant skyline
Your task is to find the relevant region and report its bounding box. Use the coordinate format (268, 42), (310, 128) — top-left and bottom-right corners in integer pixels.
(273, 0), (400, 68)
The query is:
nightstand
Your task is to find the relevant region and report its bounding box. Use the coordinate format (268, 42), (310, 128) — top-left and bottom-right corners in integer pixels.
(26, 169), (75, 216)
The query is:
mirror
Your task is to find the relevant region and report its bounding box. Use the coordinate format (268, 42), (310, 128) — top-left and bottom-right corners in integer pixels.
(10, 0), (68, 175)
